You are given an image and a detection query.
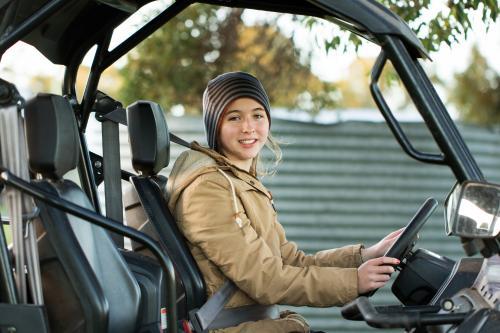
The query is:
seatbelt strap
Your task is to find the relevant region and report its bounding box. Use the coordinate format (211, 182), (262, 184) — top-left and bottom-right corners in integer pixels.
(189, 279), (236, 332)
(95, 93), (124, 247)
(169, 132), (191, 148)
(207, 304), (279, 330)
(189, 280), (280, 332)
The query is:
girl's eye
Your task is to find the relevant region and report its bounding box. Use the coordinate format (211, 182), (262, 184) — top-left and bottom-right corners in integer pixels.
(254, 114), (265, 119)
(228, 116), (240, 121)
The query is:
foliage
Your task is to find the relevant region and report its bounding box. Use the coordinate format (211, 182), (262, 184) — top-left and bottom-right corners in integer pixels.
(450, 46), (500, 125)
(119, 5), (337, 114)
(305, 0), (499, 53)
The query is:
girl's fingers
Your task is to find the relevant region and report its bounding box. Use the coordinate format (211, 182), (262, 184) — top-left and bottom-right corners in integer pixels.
(387, 228), (405, 239)
(371, 273), (391, 283)
(373, 256), (399, 266)
(373, 265), (395, 274)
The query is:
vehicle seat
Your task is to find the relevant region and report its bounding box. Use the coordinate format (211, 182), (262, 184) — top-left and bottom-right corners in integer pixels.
(24, 93), (141, 333)
(125, 100), (206, 319)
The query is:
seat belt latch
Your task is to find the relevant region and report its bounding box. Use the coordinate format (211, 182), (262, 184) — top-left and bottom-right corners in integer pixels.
(188, 309), (205, 333)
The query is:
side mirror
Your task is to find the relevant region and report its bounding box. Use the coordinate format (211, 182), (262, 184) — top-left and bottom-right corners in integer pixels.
(445, 181), (500, 238)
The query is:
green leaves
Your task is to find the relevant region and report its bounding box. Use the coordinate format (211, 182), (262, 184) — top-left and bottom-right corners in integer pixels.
(305, 0), (498, 53)
(119, 5), (338, 114)
(451, 46), (500, 125)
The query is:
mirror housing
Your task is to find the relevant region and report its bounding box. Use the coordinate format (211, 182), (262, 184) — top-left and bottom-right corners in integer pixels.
(445, 181), (500, 238)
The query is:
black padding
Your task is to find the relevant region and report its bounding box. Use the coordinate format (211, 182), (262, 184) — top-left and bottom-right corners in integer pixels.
(121, 249), (166, 330)
(24, 93), (79, 179)
(127, 100), (170, 176)
(36, 180), (141, 333)
(0, 304), (50, 332)
(131, 176), (207, 316)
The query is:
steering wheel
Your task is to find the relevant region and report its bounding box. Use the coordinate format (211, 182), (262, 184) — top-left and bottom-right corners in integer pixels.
(366, 197), (438, 296)
(385, 197), (438, 261)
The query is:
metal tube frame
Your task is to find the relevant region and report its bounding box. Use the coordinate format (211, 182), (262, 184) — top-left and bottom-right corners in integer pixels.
(80, 33), (112, 130)
(78, 0), (193, 129)
(370, 51), (445, 165)
(62, 0), (193, 226)
(0, 169), (178, 333)
(77, 133), (102, 214)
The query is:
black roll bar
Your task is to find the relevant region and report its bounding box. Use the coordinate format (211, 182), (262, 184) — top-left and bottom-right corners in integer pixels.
(370, 52), (445, 165)
(79, 0), (193, 130)
(99, 0), (193, 71)
(80, 33), (112, 130)
(77, 133), (102, 214)
(0, 169), (178, 333)
(379, 35), (484, 183)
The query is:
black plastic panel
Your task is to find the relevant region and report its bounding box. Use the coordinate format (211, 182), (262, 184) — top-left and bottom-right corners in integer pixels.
(392, 248), (455, 306)
(131, 176), (207, 315)
(0, 303), (50, 333)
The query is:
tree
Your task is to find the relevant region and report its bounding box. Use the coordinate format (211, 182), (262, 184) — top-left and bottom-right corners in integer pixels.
(450, 46), (500, 125)
(305, 0), (499, 53)
(119, 4), (337, 114)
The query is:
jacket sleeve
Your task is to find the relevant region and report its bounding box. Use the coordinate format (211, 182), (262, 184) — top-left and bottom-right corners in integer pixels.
(176, 176), (359, 307)
(275, 221), (364, 268)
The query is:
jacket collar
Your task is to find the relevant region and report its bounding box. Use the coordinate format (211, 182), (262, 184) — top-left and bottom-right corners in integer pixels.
(190, 141), (270, 198)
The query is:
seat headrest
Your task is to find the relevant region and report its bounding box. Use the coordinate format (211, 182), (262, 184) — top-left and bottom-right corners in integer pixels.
(25, 94), (80, 179)
(126, 100), (170, 176)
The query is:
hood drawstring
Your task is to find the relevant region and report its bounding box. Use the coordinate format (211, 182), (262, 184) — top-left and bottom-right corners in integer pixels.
(217, 168), (244, 229)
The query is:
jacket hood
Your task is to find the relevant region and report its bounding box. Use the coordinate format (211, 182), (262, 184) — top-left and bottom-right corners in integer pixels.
(167, 141), (257, 212)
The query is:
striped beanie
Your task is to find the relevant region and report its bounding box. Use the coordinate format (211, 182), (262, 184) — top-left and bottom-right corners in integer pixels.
(203, 71), (271, 149)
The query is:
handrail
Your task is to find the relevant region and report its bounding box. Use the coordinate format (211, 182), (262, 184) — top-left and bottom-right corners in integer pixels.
(379, 36), (484, 182)
(370, 51), (445, 165)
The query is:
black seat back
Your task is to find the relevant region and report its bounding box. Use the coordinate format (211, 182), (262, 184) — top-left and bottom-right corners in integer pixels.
(25, 93), (141, 333)
(126, 100), (207, 316)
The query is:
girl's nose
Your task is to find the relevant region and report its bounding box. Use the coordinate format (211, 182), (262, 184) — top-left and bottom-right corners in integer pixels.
(241, 119), (255, 133)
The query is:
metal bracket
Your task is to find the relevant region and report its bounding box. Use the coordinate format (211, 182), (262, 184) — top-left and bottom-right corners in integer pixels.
(88, 151), (135, 186)
(89, 151), (104, 186)
(93, 90), (127, 125)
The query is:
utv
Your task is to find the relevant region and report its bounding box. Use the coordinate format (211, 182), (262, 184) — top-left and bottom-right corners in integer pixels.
(0, 1), (499, 333)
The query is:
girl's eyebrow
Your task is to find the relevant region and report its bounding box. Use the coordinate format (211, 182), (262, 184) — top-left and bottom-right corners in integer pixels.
(224, 110), (241, 116)
(225, 107), (264, 114)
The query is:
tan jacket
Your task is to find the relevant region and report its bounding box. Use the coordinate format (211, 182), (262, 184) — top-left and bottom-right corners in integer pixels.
(167, 143), (363, 332)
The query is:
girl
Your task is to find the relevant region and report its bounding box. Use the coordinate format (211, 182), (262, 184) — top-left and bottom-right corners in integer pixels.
(167, 72), (401, 333)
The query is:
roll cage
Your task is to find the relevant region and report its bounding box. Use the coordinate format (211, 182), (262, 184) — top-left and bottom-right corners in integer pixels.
(1, 0), (498, 332)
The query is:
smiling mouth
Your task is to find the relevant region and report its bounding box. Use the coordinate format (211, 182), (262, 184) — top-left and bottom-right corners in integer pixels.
(239, 139), (257, 144)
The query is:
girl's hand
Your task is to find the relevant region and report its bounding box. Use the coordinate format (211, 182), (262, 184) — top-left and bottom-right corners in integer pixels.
(357, 257), (400, 294)
(361, 228), (404, 261)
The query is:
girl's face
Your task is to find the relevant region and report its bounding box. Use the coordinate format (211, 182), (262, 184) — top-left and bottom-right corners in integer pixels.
(217, 97), (269, 172)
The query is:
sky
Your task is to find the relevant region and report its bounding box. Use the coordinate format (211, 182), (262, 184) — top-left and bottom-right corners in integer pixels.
(0, 1), (499, 109)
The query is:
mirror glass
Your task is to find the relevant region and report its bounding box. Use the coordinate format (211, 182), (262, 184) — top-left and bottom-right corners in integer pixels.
(445, 181), (500, 238)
